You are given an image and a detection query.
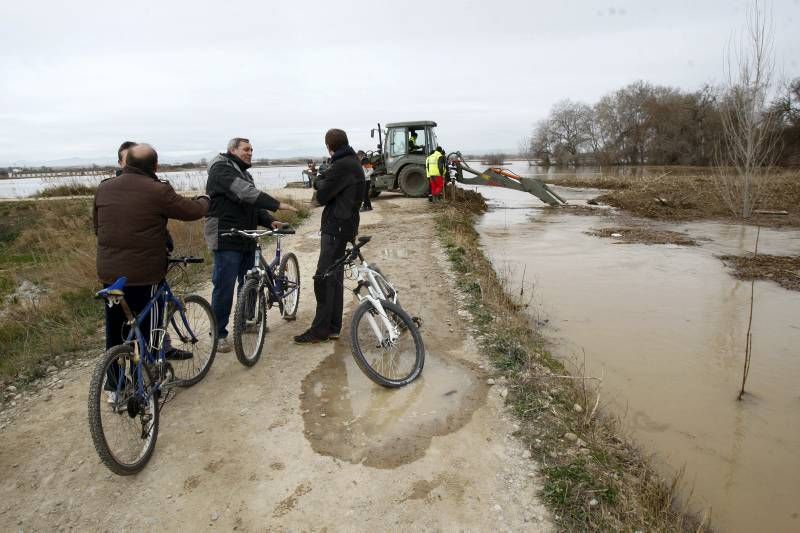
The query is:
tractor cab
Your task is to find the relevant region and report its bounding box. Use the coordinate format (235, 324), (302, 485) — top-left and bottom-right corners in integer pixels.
(384, 121), (438, 159)
(369, 121), (438, 197)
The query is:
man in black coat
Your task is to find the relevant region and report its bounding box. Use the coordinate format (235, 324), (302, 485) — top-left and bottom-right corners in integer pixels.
(294, 129), (364, 344)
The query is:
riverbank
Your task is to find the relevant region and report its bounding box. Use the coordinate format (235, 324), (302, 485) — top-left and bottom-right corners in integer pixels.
(546, 169), (800, 228)
(435, 186), (706, 531)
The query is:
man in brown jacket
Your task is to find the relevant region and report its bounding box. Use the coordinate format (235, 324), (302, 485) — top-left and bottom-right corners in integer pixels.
(93, 144), (209, 399)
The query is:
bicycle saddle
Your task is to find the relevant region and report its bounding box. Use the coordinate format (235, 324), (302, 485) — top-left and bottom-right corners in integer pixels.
(357, 235), (372, 244)
(95, 276), (127, 299)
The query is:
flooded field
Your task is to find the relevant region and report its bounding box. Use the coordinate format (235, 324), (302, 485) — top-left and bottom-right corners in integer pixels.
(0, 160), (653, 199)
(0, 164), (309, 198)
(474, 180), (800, 532)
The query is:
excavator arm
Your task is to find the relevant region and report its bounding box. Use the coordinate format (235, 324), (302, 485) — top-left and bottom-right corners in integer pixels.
(446, 152), (567, 207)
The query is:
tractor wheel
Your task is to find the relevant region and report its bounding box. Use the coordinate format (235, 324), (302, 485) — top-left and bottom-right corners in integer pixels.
(398, 166), (429, 198)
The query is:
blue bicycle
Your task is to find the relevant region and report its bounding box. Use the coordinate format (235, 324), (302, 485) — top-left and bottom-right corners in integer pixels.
(87, 256), (217, 475)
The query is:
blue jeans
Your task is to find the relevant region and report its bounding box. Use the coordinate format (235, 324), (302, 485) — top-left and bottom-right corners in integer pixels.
(211, 250), (255, 338)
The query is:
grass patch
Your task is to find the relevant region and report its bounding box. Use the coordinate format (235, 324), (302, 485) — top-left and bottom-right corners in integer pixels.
(586, 226), (698, 246)
(549, 170), (800, 227)
(34, 183), (98, 198)
(0, 198), (101, 382)
(435, 191), (707, 531)
(0, 194), (311, 388)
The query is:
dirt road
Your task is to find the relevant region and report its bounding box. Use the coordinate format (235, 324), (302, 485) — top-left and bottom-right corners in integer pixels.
(0, 190), (550, 531)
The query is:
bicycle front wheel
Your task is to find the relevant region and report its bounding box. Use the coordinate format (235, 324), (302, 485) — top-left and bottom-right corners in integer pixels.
(233, 277), (267, 367)
(350, 299), (425, 388)
(87, 344), (159, 476)
(279, 252), (300, 320)
(168, 294), (217, 386)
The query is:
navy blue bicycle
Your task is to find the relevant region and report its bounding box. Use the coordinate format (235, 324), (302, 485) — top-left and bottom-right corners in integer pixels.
(223, 226), (299, 367)
(87, 256), (217, 475)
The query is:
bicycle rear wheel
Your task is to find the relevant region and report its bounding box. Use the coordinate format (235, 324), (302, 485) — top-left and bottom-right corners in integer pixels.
(168, 294), (217, 386)
(88, 344), (159, 476)
(279, 252), (300, 320)
(233, 277), (267, 367)
(350, 299), (425, 388)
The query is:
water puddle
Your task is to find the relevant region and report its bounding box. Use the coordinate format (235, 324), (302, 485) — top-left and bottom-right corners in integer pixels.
(475, 188), (800, 533)
(300, 337), (487, 469)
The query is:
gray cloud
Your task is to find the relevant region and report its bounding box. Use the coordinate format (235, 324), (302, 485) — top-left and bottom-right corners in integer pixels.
(1, 0), (798, 165)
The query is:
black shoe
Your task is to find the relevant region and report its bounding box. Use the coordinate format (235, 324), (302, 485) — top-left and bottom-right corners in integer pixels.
(164, 348), (193, 360)
(293, 329), (329, 344)
(428, 196), (433, 202)
(360, 206), (373, 212)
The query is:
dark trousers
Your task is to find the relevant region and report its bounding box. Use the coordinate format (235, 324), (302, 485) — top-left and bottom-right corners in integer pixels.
(211, 249), (256, 338)
(104, 283), (162, 349)
(104, 282), (161, 390)
(362, 180), (373, 209)
(311, 233), (348, 337)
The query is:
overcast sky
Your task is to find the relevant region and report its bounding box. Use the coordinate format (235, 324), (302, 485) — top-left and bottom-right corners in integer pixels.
(1, 0), (798, 165)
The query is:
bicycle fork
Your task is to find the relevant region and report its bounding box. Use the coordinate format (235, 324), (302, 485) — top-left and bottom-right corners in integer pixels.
(363, 297), (400, 347)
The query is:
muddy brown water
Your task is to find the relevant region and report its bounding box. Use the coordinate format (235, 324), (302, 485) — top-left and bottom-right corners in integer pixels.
(301, 331), (488, 469)
(474, 183), (800, 533)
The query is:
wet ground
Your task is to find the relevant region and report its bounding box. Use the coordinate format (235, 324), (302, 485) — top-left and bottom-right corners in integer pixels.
(474, 183), (800, 533)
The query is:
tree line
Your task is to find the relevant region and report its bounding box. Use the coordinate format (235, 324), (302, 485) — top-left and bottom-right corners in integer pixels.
(523, 78), (800, 167)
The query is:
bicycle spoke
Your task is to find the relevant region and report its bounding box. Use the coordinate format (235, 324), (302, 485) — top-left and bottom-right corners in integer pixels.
(96, 357), (156, 467)
(234, 280), (267, 366)
(168, 296), (216, 384)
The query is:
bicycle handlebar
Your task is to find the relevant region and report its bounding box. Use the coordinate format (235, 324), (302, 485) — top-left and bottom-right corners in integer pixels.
(321, 235), (372, 278)
(168, 256), (204, 264)
(221, 225), (296, 239)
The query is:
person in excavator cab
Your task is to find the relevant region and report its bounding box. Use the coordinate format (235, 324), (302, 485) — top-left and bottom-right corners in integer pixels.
(408, 130), (422, 153)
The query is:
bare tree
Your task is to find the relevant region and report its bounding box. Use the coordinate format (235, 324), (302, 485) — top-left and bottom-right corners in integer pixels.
(517, 136), (534, 165)
(715, 1), (782, 219)
(549, 100), (593, 164)
(530, 121), (553, 166)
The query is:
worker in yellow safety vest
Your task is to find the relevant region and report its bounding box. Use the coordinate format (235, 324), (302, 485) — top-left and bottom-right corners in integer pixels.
(426, 146), (446, 202)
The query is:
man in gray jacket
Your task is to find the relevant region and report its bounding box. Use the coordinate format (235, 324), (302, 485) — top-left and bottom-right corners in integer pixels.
(204, 137), (296, 352)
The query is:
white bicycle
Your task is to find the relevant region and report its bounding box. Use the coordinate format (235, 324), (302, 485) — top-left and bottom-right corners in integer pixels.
(324, 235), (424, 387)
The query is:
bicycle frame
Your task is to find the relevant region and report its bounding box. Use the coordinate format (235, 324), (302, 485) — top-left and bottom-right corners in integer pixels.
(349, 260), (401, 345)
(107, 279), (196, 401)
(234, 230), (299, 312)
(249, 236), (284, 306)
(359, 293), (401, 346)
(349, 260), (398, 305)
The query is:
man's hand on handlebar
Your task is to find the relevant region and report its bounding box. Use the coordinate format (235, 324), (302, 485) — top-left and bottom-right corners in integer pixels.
(271, 220), (287, 230)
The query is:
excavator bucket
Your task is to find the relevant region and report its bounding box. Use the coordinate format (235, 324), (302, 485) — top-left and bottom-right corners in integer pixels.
(450, 155), (567, 207)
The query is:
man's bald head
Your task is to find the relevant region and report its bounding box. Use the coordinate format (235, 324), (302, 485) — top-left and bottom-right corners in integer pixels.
(126, 143), (159, 174)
